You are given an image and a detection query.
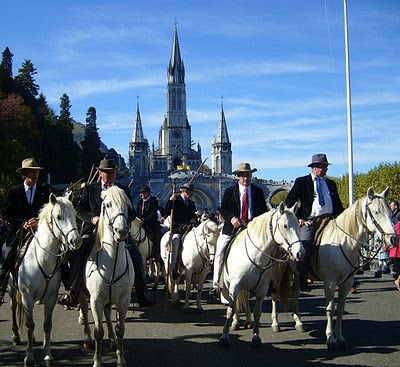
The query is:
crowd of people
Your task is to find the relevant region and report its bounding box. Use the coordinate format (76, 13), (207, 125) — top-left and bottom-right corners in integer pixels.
(1, 153), (399, 307)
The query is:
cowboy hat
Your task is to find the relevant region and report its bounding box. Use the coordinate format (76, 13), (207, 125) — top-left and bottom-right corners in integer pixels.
(97, 159), (116, 171)
(307, 153), (331, 167)
(232, 163), (257, 175)
(180, 183), (195, 191)
(16, 158), (44, 173)
(139, 185), (151, 193)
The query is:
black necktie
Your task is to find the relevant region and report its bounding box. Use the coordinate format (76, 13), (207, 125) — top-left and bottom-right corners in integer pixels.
(29, 187), (33, 204)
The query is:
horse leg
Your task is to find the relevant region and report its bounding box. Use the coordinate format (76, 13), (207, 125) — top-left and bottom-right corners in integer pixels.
(220, 293), (236, 345)
(251, 296), (264, 346)
(9, 287), (21, 345)
(195, 268), (208, 313)
(271, 292), (280, 332)
(79, 294), (94, 350)
(243, 292), (253, 329)
(184, 269), (192, 312)
(104, 305), (117, 350)
(115, 302), (129, 367)
(292, 272), (304, 332)
(91, 299), (105, 367)
(152, 261), (161, 290)
(335, 284), (351, 348)
(324, 283), (337, 350)
(43, 294), (57, 366)
(22, 297), (35, 367)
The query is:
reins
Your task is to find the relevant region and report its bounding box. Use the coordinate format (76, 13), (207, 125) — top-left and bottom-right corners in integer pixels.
(192, 223), (215, 274)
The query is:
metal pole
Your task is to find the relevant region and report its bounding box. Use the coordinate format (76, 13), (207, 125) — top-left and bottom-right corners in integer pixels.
(344, 0), (354, 205)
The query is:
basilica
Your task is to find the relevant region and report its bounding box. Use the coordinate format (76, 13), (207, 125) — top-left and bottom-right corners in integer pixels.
(126, 26), (290, 211)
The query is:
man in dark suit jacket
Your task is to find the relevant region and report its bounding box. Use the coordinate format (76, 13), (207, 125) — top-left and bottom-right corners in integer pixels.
(211, 163), (267, 293)
(165, 182), (197, 279)
(58, 159), (155, 308)
(0, 158), (50, 305)
(136, 185), (164, 260)
(285, 153), (344, 291)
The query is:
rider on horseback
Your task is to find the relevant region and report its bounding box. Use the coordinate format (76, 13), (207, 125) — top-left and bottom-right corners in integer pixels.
(285, 153), (344, 292)
(165, 182), (198, 280)
(0, 158), (50, 306)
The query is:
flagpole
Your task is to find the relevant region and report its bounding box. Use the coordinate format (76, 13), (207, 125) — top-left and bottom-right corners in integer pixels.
(344, 0), (354, 205)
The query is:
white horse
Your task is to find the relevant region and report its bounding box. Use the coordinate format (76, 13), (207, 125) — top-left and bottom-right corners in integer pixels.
(160, 219), (220, 309)
(9, 193), (82, 367)
(84, 186), (135, 367)
(130, 217), (168, 289)
(310, 186), (396, 349)
(219, 202), (305, 346)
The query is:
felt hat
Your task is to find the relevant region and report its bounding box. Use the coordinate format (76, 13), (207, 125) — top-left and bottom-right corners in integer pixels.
(139, 185), (151, 193)
(232, 163), (257, 175)
(307, 154), (330, 167)
(98, 159), (116, 171)
(16, 158), (44, 174)
(180, 183), (195, 191)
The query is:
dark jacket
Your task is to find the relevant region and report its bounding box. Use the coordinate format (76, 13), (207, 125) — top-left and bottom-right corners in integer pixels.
(77, 181), (136, 236)
(136, 196), (159, 229)
(2, 183), (50, 232)
(285, 174), (344, 220)
(165, 195), (197, 234)
(219, 183), (267, 236)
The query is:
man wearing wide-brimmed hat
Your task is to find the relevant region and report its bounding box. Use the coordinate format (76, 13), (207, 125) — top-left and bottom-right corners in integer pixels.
(58, 159), (155, 308)
(0, 158), (50, 305)
(136, 185), (166, 261)
(211, 163), (267, 296)
(285, 153), (343, 292)
(165, 182), (198, 279)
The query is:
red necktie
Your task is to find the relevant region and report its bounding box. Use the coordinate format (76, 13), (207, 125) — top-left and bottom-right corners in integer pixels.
(105, 184), (111, 189)
(141, 201), (145, 216)
(241, 187), (249, 222)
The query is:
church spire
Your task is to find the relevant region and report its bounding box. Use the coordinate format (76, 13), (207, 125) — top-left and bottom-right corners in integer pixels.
(216, 98), (230, 143)
(168, 22), (185, 85)
(132, 99), (145, 143)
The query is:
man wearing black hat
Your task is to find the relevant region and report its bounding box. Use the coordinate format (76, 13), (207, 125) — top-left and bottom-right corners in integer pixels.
(211, 163), (267, 295)
(285, 153), (344, 291)
(136, 185), (164, 261)
(0, 158), (50, 305)
(58, 159), (155, 308)
(165, 182), (198, 279)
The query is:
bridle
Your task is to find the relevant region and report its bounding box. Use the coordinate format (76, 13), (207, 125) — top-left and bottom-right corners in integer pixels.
(192, 222), (216, 273)
(101, 201), (129, 241)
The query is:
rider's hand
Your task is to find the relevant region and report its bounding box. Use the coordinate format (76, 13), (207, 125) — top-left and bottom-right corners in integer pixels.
(169, 193), (178, 201)
(231, 217), (242, 228)
(91, 216), (100, 226)
(23, 217), (39, 231)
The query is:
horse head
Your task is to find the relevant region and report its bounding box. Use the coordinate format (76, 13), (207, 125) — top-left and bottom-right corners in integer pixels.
(43, 193), (82, 251)
(273, 202), (305, 262)
(100, 186), (131, 243)
(364, 186), (397, 249)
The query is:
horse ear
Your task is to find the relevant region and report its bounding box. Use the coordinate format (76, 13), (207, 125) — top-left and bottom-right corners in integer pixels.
(380, 186), (390, 199)
(279, 201), (285, 215)
(66, 191), (73, 202)
(289, 202), (297, 213)
(50, 193), (57, 204)
(367, 186), (375, 201)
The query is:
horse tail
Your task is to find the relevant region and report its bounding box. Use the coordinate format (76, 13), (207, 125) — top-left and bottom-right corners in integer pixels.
(236, 290), (249, 314)
(17, 290), (25, 331)
(279, 263), (292, 310)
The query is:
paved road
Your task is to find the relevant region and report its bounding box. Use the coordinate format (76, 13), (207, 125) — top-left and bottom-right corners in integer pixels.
(0, 271), (399, 367)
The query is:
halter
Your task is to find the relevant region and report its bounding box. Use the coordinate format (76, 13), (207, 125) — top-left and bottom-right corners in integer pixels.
(102, 201), (129, 240)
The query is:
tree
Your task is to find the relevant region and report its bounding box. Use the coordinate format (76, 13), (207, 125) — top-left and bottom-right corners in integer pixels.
(14, 59), (39, 108)
(0, 47), (14, 97)
(80, 107), (102, 179)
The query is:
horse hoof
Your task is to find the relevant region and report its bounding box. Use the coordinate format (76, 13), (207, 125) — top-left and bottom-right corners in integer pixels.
(244, 321), (253, 329)
(230, 322), (239, 331)
(24, 359), (35, 367)
(271, 324), (281, 333)
(219, 336), (229, 346)
(83, 340), (94, 350)
(295, 324), (305, 333)
(44, 359), (54, 367)
(338, 339), (349, 349)
(78, 316), (85, 325)
(251, 335), (262, 347)
(327, 341), (338, 351)
(12, 336), (22, 346)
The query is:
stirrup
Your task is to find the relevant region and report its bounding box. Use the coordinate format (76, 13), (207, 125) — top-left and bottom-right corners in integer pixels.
(58, 292), (78, 308)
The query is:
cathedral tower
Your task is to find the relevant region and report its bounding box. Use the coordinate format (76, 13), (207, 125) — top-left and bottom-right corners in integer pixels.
(212, 101), (232, 174)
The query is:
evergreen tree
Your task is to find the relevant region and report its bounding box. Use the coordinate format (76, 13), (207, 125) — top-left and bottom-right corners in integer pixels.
(81, 107), (102, 179)
(0, 47), (14, 98)
(14, 59), (39, 108)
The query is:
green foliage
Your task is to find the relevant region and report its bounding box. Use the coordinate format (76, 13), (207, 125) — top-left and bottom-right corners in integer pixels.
(0, 47), (14, 97)
(270, 190), (288, 208)
(333, 162), (400, 208)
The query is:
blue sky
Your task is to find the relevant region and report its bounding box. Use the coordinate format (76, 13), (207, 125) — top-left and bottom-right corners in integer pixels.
(2, 0), (399, 181)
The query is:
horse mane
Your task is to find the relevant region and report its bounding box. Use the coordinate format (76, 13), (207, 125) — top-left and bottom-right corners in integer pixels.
(96, 186), (132, 250)
(241, 210), (273, 243)
(38, 196), (74, 226)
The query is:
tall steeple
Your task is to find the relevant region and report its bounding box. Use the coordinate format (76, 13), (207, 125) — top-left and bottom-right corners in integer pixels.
(212, 99), (232, 174)
(168, 22), (185, 85)
(129, 99), (149, 177)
